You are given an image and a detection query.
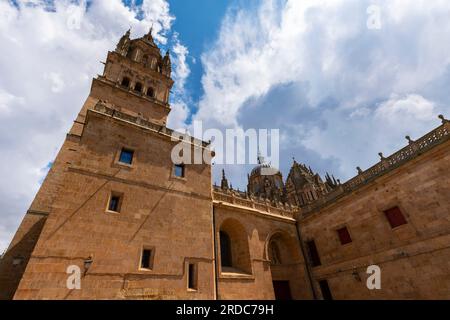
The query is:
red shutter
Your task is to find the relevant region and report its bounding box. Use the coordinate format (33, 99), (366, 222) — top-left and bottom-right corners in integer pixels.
(337, 227), (352, 245)
(384, 207), (407, 228)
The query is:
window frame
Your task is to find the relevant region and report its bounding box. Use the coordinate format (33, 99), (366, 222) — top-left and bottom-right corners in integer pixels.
(173, 163), (185, 178)
(118, 147), (135, 166)
(106, 192), (123, 214)
(146, 87), (155, 98)
(336, 226), (352, 245)
(139, 246), (155, 271)
(384, 206), (408, 229)
(134, 82), (143, 94)
(187, 263), (198, 291)
(120, 77), (130, 88)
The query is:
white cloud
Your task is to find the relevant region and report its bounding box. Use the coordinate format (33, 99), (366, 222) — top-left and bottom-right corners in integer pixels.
(194, 0), (450, 187)
(167, 33), (191, 129)
(0, 0), (190, 252)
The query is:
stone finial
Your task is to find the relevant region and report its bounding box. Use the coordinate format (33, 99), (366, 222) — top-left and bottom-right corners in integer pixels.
(405, 135), (415, 144)
(378, 152), (386, 161)
(357, 167), (363, 175)
(438, 114), (449, 124)
(221, 169), (229, 190)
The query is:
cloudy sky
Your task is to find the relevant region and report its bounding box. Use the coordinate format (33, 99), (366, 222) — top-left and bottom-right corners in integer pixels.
(1, 0), (449, 252)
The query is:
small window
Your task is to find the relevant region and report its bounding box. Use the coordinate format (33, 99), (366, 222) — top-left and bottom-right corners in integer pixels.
(134, 82), (143, 93)
(337, 227), (352, 245)
(119, 148), (134, 165)
(306, 240), (321, 267)
(188, 263), (197, 290)
(174, 164), (185, 178)
(140, 248), (153, 269)
(319, 280), (333, 300)
(384, 206), (407, 228)
(121, 77), (130, 88)
(147, 87), (154, 98)
(108, 194), (121, 212)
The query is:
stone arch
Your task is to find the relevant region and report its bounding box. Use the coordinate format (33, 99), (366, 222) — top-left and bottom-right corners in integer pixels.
(121, 77), (130, 88)
(265, 230), (301, 300)
(219, 218), (252, 274)
(134, 82), (143, 93)
(264, 230), (301, 265)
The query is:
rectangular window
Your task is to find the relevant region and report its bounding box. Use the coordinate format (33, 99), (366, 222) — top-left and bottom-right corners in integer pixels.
(319, 280), (333, 300)
(384, 206), (407, 228)
(119, 148), (134, 165)
(337, 227), (352, 245)
(108, 194), (121, 212)
(174, 164), (185, 178)
(140, 249), (153, 269)
(188, 263), (197, 290)
(306, 240), (321, 267)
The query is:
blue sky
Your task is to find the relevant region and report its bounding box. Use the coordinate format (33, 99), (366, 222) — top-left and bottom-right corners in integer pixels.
(169, 0), (230, 121)
(0, 0), (449, 251)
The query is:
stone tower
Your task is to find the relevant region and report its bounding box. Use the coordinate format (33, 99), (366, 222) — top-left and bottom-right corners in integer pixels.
(0, 29), (215, 300)
(285, 159), (337, 207)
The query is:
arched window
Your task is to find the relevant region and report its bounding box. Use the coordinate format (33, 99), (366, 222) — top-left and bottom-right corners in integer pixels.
(134, 82), (142, 93)
(269, 240), (282, 265)
(220, 231), (232, 267)
(146, 87), (155, 98)
(121, 77), (130, 88)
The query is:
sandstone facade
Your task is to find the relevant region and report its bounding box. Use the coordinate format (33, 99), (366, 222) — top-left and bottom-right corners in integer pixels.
(0, 30), (449, 300)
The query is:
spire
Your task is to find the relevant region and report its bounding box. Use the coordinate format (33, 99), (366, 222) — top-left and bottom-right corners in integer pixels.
(163, 50), (171, 65)
(257, 150), (265, 165)
(221, 169), (229, 190)
(143, 25), (156, 46)
(115, 28), (131, 55)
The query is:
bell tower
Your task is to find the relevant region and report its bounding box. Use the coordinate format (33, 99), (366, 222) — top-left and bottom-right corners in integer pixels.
(71, 28), (174, 137)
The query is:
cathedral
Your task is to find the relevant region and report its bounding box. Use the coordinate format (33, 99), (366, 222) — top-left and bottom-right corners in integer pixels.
(0, 30), (449, 300)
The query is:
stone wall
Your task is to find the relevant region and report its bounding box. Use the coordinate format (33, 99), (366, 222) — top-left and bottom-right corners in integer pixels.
(213, 201), (313, 300)
(299, 138), (450, 299)
(12, 109), (215, 299)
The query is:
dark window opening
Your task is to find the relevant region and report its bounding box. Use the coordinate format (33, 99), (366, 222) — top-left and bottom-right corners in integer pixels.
(220, 231), (232, 267)
(140, 249), (152, 269)
(119, 148), (134, 165)
(306, 240), (321, 267)
(188, 263), (197, 290)
(174, 164), (185, 178)
(121, 77), (130, 88)
(273, 281), (293, 300)
(108, 194), (121, 212)
(337, 227), (352, 245)
(147, 87), (154, 98)
(134, 82), (142, 93)
(319, 280), (333, 300)
(384, 206), (407, 228)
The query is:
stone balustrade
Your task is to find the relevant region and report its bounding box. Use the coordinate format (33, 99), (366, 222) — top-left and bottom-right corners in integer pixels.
(301, 118), (450, 215)
(213, 186), (297, 219)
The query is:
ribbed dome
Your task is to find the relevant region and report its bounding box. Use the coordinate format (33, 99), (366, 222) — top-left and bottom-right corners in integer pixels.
(250, 163), (279, 176)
